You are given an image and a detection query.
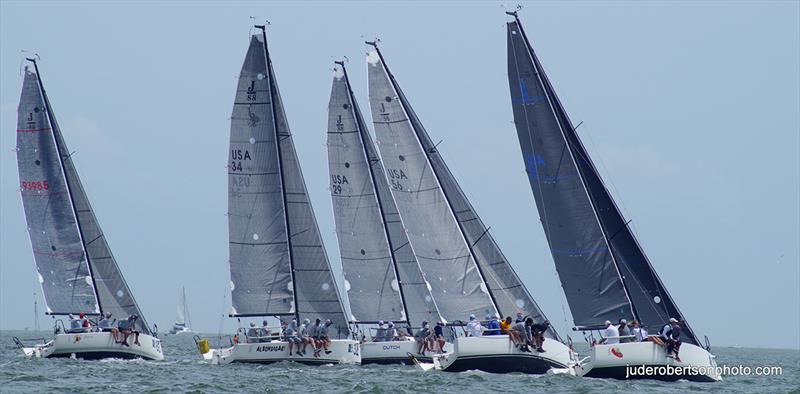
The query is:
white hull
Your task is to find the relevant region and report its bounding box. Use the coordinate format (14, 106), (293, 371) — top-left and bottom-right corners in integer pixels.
(21, 332), (163, 361)
(578, 342), (720, 382)
(433, 335), (576, 374)
(360, 338), (453, 364)
(169, 327), (193, 335)
(202, 339), (360, 365)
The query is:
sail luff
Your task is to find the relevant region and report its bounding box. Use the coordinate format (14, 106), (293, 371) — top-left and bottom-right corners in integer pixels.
(31, 61), (103, 313)
(259, 27), (301, 322)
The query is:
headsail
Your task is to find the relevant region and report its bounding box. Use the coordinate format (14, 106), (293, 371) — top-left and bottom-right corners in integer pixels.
(228, 29), (348, 332)
(367, 46), (499, 322)
(327, 62), (442, 325)
(507, 15), (697, 344)
(17, 61), (151, 334)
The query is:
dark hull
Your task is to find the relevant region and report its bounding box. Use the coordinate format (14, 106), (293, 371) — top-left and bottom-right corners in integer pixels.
(444, 353), (567, 374)
(584, 365), (718, 382)
(48, 351), (158, 361)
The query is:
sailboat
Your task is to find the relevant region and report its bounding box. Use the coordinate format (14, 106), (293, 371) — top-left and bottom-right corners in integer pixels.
(13, 59), (163, 361)
(198, 25), (359, 365)
(169, 287), (193, 334)
(326, 61), (450, 364)
(506, 11), (720, 381)
(366, 43), (577, 374)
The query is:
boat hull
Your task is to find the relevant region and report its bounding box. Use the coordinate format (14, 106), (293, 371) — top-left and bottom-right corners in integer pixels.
(203, 339), (360, 365)
(436, 335), (574, 374)
(578, 342), (720, 382)
(21, 332), (163, 361)
(360, 338), (453, 365)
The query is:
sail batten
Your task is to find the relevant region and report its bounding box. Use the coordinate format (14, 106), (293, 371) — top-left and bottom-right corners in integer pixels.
(507, 16), (698, 344)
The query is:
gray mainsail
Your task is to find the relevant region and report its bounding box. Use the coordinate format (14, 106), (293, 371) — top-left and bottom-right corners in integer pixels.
(229, 28), (348, 332)
(507, 14), (698, 344)
(17, 61), (151, 334)
(367, 46), (499, 322)
(327, 62), (442, 325)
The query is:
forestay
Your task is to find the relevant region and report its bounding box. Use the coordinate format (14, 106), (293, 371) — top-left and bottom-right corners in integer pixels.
(367, 49), (498, 322)
(327, 63), (442, 325)
(507, 17), (697, 344)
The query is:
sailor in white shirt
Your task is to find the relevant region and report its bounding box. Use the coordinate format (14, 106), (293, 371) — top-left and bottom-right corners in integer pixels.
(631, 319), (648, 342)
(465, 314), (484, 337)
(602, 320), (620, 344)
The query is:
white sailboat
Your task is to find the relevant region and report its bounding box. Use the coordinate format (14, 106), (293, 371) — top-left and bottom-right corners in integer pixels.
(197, 24), (359, 366)
(506, 11), (719, 382)
(13, 58), (163, 361)
(365, 42), (578, 374)
(169, 287), (193, 335)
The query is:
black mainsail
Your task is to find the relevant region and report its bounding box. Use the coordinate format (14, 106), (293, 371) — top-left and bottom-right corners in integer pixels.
(16, 60), (151, 334)
(368, 44), (555, 336)
(506, 13), (698, 344)
(327, 62), (442, 326)
(228, 27), (348, 332)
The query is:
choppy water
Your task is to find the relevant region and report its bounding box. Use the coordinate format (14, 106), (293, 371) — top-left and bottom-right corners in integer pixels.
(1, 330), (798, 393)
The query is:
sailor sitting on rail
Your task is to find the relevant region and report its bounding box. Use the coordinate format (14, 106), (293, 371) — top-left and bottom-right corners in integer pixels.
(660, 318), (683, 362)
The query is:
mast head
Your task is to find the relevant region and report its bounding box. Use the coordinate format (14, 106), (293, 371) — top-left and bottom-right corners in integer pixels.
(365, 40), (379, 48)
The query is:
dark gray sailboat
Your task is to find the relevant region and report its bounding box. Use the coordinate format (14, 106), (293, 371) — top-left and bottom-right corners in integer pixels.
(366, 43), (576, 374)
(327, 61), (444, 364)
(14, 59), (162, 361)
(199, 25), (359, 365)
(506, 11), (719, 381)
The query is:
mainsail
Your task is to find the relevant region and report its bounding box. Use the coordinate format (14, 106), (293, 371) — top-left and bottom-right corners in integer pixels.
(17, 61), (151, 334)
(327, 62), (441, 325)
(506, 14), (698, 344)
(176, 287), (190, 327)
(228, 28), (348, 332)
(368, 45), (507, 323)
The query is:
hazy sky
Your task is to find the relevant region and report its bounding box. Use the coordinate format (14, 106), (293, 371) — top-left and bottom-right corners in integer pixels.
(1, 1), (797, 350)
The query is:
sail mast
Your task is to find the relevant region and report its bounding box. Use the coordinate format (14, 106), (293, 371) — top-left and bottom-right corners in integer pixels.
(507, 14), (639, 323)
(27, 58), (103, 314)
(337, 61), (411, 323)
(256, 24), (300, 322)
(366, 42), (501, 317)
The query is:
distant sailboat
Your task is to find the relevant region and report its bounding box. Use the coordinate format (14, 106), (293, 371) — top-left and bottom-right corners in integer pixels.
(506, 11), (719, 381)
(365, 42), (576, 374)
(326, 61), (448, 364)
(198, 25), (359, 365)
(169, 287), (193, 335)
(13, 59), (163, 361)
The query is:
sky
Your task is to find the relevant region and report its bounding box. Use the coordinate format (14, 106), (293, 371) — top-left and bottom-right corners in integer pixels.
(0, 1), (797, 350)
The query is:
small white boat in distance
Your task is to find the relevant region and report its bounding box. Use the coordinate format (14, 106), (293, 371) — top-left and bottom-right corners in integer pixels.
(169, 287), (193, 335)
(13, 58), (162, 361)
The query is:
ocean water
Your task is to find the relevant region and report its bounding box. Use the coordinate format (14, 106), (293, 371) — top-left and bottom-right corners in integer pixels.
(1, 330), (798, 393)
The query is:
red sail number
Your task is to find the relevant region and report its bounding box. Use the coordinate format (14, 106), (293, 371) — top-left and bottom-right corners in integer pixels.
(21, 180), (49, 191)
